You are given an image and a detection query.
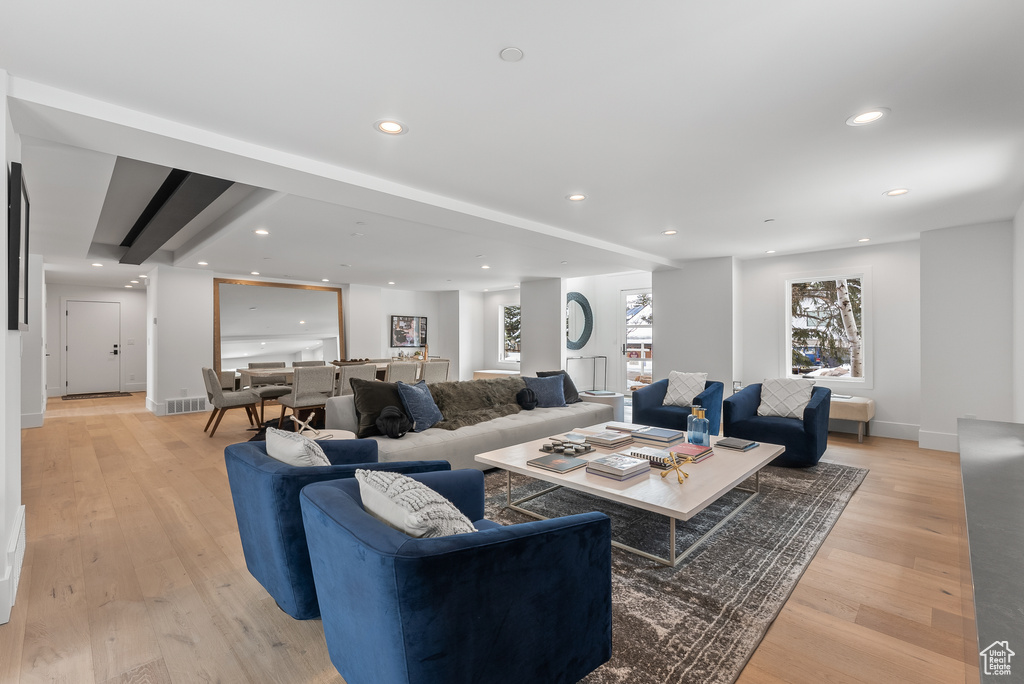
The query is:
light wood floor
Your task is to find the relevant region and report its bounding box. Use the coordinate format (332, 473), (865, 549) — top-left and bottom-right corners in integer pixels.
(2, 395), (979, 684)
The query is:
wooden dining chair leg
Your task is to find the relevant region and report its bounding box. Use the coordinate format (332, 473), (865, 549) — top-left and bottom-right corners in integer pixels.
(244, 406), (255, 426)
(251, 404), (263, 428)
(204, 408), (217, 433)
(209, 409), (227, 437)
(279, 403), (287, 428)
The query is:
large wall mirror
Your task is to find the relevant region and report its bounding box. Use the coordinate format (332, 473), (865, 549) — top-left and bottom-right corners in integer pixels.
(566, 291), (593, 350)
(214, 278), (345, 373)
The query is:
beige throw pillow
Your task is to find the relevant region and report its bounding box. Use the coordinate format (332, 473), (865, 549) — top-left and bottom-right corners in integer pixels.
(355, 469), (477, 538)
(757, 378), (813, 419)
(664, 371), (708, 407)
(265, 427), (331, 467)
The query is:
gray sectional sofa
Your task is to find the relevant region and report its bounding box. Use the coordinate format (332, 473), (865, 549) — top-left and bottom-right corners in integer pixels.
(324, 393), (613, 471)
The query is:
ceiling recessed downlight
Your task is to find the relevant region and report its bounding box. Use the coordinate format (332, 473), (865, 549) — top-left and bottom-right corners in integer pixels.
(499, 47), (524, 62)
(765, 250), (776, 254)
(254, 229), (269, 235)
(138, 275), (147, 278)
(884, 188), (909, 196)
(388, 281), (396, 285)
(481, 265), (490, 269)
(858, 238), (871, 242)
(130, 280), (139, 284)
(124, 285), (132, 288)
(299, 320), (305, 325)
(92, 263), (103, 267)
(662, 230), (678, 235)
(250, 271), (260, 275)
(198, 261), (208, 266)
(846, 107), (890, 126)
(321, 278), (330, 282)
(566, 194), (586, 202)
(514, 284), (520, 288)
(375, 120), (406, 135)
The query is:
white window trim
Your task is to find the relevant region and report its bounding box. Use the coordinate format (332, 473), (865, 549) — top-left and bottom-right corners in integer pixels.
(499, 303), (521, 364)
(783, 266), (873, 391)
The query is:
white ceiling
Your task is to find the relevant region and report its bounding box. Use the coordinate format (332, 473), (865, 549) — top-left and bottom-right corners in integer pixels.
(3, 0), (1024, 291)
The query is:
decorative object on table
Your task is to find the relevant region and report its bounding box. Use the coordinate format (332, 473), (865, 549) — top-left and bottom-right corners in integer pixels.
(660, 450), (693, 484)
(565, 291), (594, 350)
(540, 441), (593, 455)
(526, 452), (588, 473)
(484, 462), (867, 684)
(687, 405), (711, 446)
(7, 162), (30, 331)
(390, 314), (427, 347)
(723, 382), (831, 467)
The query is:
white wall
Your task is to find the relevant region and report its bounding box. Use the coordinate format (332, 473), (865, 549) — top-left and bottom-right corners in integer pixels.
(740, 241), (922, 441)
(380, 288), (441, 357)
(482, 289), (521, 373)
(1, 68), (26, 624)
(21, 254), (45, 427)
(654, 258), (738, 390)
(565, 272), (652, 392)
(457, 291), (484, 381)
(343, 283), (382, 358)
(147, 266), (214, 415)
(520, 278), (566, 377)
(920, 222), (1013, 450)
(1014, 201), (1024, 422)
(45, 283), (148, 397)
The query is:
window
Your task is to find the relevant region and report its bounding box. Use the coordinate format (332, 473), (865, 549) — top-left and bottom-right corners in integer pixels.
(787, 275), (866, 382)
(501, 304), (520, 362)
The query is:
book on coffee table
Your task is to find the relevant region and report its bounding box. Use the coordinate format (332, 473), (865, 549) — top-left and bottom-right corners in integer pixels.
(715, 437), (759, 451)
(631, 426), (686, 445)
(526, 453), (588, 473)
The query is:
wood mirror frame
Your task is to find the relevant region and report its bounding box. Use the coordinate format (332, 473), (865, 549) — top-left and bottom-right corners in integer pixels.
(213, 278), (345, 375)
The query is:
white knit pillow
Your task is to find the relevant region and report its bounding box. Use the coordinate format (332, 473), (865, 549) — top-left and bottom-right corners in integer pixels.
(265, 427), (330, 467)
(757, 378), (813, 419)
(664, 371), (708, 407)
(355, 469), (477, 538)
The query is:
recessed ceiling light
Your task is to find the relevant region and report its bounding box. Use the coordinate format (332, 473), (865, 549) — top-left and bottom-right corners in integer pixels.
(514, 284), (520, 288)
(260, 341), (266, 345)
(499, 47), (524, 62)
(884, 188), (909, 196)
(250, 271), (260, 275)
(846, 107), (890, 126)
(858, 238), (871, 242)
(198, 261), (209, 266)
(375, 120), (406, 135)
(124, 285), (132, 288)
(299, 320), (305, 324)
(483, 289), (489, 292)
(481, 265), (490, 269)
(138, 274), (147, 278)
(388, 281), (396, 285)
(130, 280), (139, 284)
(92, 263), (103, 267)
(321, 278), (330, 282)
(566, 194), (586, 202)
(662, 230), (678, 235)
(765, 250), (776, 254)
(242, 353), (248, 356)
(254, 229), (269, 235)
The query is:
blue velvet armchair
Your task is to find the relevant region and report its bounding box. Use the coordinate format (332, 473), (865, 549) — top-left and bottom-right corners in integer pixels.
(632, 379), (724, 435)
(224, 440), (450, 619)
(300, 470), (613, 684)
(723, 384), (832, 467)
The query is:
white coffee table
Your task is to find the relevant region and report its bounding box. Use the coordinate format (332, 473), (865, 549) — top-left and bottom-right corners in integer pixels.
(476, 428), (784, 566)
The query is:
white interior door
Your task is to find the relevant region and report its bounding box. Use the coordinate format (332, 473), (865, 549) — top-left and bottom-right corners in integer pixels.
(65, 300), (121, 395)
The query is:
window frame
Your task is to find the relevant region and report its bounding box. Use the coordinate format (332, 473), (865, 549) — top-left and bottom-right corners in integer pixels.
(499, 303), (521, 364)
(783, 267), (873, 390)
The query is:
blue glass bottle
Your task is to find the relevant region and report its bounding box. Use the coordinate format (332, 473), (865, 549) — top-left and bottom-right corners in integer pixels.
(688, 406), (710, 447)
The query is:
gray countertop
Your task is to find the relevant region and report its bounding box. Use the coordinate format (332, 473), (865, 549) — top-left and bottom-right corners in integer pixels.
(958, 418), (1024, 683)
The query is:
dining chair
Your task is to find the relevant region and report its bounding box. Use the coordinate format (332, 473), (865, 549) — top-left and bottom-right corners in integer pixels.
(248, 361), (288, 386)
(420, 359), (450, 384)
(240, 369), (293, 423)
(201, 367), (261, 438)
(278, 365), (337, 431)
(336, 363), (378, 396)
(218, 370), (236, 391)
(293, 360), (327, 367)
(384, 362), (419, 383)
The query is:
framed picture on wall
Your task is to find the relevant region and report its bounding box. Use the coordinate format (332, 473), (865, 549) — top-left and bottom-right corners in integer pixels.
(391, 315), (427, 348)
(8, 162), (30, 332)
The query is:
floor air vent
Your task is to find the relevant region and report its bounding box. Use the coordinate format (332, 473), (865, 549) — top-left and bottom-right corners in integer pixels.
(166, 397), (207, 414)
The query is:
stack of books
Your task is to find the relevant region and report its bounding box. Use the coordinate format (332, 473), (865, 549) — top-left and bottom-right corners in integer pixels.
(604, 421), (644, 433)
(624, 443), (713, 468)
(581, 430), (634, 448)
(586, 454), (651, 481)
(630, 426), (686, 446)
(669, 442), (714, 463)
(715, 437), (759, 451)
(527, 453), (588, 473)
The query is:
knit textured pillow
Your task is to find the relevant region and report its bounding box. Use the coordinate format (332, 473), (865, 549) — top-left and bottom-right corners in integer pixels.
(265, 427), (330, 467)
(757, 378), (813, 419)
(664, 371), (707, 407)
(355, 470), (477, 538)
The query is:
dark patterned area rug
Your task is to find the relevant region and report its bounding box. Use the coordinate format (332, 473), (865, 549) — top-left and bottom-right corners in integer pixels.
(483, 461), (867, 684)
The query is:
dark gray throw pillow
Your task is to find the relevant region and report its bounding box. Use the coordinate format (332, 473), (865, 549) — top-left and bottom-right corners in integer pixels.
(396, 380), (444, 432)
(536, 369), (581, 403)
(523, 375), (566, 408)
(350, 378), (405, 438)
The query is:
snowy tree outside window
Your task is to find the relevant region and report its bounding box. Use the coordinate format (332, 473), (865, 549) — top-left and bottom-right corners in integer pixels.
(501, 305), (521, 362)
(788, 276), (864, 380)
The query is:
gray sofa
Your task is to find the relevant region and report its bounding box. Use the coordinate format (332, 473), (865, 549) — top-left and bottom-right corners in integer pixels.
(325, 394), (613, 470)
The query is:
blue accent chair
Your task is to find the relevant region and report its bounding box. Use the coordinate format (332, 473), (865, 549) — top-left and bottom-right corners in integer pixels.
(632, 379), (724, 435)
(300, 470), (613, 684)
(224, 440), (450, 619)
(723, 384), (832, 467)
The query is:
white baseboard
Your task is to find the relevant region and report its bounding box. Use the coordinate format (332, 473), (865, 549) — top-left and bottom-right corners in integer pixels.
(21, 412), (44, 429)
(147, 396), (165, 416)
(829, 418), (920, 442)
(125, 382), (146, 393)
(46, 386), (62, 398)
(918, 430), (959, 452)
(0, 505), (27, 625)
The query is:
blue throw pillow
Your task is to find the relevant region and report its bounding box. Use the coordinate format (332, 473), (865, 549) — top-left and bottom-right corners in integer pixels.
(523, 375), (566, 408)
(395, 380), (444, 432)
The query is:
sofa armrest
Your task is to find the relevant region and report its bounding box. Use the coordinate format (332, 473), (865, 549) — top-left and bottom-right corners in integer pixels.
(632, 379), (668, 413)
(723, 383), (761, 430)
(324, 395), (359, 432)
(407, 469), (485, 522)
(693, 381), (724, 434)
(319, 438), (379, 465)
(803, 386), (832, 432)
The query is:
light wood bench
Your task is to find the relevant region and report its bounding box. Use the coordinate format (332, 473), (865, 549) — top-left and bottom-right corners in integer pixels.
(829, 396), (875, 442)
